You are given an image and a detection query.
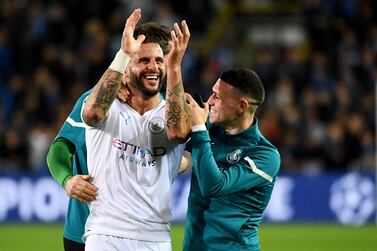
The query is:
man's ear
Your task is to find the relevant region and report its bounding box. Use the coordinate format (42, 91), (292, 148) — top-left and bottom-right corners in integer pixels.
(238, 98), (249, 113)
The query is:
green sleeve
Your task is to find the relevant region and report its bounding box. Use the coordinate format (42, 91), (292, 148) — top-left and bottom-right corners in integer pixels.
(191, 131), (279, 197)
(191, 131), (223, 196)
(46, 137), (75, 188)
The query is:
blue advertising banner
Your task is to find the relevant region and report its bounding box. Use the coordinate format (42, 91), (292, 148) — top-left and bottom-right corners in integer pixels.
(0, 171), (68, 222)
(262, 172), (376, 225)
(0, 171), (375, 225)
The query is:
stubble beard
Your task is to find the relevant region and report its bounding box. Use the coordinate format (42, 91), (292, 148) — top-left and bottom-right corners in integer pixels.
(129, 71), (167, 99)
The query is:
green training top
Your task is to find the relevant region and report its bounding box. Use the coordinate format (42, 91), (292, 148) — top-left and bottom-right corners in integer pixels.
(183, 119), (280, 251)
(48, 89), (91, 244)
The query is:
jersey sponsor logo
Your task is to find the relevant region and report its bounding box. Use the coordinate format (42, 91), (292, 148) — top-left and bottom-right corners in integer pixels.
(112, 138), (167, 157)
(148, 117), (164, 134)
(118, 154), (157, 167)
(226, 149), (242, 163)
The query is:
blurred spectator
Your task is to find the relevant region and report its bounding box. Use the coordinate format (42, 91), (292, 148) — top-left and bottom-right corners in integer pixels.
(0, 128), (29, 171)
(28, 124), (52, 171)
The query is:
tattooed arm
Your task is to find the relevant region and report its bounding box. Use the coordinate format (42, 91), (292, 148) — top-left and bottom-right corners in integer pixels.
(165, 21), (191, 142)
(82, 70), (123, 126)
(82, 9), (145, 126)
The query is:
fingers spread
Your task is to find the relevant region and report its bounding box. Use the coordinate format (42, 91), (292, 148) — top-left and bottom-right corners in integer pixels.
(185, 93), (193, 103)
(182, 20), (190, 37)
(171, 30), (177, 43)
(67, 175), (98, 203)
(127, 9), (141, 27)
(174, 23), (183, 40)
(117, 93), (126, 103)
(82, 181), (98, 194)
(125, 9), (142, 35)
(203, 102), (209, 111)
(74, 183), (97, 203)
(78, 189), (96, 202)
(135, 34), (146, 45)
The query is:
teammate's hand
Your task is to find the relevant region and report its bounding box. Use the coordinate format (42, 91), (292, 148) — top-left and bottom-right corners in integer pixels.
(117, 83), (132, 103)
(166, 20), (190, 68)
(65, 175), (98, 203)
(185, 93), (209, 126)
(121, 8), (145, 56)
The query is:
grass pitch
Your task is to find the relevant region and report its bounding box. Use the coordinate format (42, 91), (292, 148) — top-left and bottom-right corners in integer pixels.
(0, 223), (376, 251)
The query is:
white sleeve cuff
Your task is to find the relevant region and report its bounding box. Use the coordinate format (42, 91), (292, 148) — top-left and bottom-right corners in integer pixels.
(109, 49), (131, 73)
(192, 124), (207, 132)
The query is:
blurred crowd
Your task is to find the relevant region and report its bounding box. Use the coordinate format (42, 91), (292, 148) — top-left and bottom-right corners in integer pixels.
(0, 0), (375, 173)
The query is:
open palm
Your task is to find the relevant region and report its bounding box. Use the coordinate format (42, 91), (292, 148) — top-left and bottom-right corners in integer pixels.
(166, 20), (190, 68)
(121, 8), (145, 56)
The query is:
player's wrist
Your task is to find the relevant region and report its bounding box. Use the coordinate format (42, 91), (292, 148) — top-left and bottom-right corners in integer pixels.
(167, 65), (181, 72)
(62, 175), (73, 189)
(109, 49), (131, 73)
(192, 124), (206, 132)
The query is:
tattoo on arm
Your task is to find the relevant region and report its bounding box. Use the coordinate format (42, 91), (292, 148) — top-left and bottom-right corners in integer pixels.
(173, 83), (183, 96)
(166, 81), (190, 128)
(181, 94), (190, 123)
(93, 70), (122, 113)
(174, 83), (191, 122)
(166, 99), (181, 128)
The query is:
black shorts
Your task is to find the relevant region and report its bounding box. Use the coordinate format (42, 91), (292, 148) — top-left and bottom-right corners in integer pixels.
(63, 237), (85, 251)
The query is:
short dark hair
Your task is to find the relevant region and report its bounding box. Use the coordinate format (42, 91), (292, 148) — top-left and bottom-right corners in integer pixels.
(134, 22), (171, 55)
(220, 69), (265, 105)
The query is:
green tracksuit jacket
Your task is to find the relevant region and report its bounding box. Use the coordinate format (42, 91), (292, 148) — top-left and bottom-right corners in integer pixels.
(183, 119), (280, 251)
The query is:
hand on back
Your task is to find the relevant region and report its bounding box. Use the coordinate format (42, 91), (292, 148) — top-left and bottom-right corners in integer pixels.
(65, 175), (98, 203)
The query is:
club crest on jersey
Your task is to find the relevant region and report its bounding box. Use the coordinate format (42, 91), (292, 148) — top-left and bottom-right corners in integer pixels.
(226, 149), (242, 163)
(149, 117), (164, 134)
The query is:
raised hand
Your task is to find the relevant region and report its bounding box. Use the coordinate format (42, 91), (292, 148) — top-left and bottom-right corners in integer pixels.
(165, 20), (191, 141)
(83, 9), (144, 126)
(121, 8), (145, 56)
(185, 93), (209, 126)
(166, 20), (190, 67)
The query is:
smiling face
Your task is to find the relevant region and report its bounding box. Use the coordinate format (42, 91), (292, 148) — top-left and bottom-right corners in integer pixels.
(207, 79), (242, 128)
(126, 43), (166, 98)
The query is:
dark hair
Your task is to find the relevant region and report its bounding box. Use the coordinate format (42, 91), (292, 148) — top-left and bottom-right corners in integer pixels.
(220, 69), (265, 105)
(134, 22), (171, 55)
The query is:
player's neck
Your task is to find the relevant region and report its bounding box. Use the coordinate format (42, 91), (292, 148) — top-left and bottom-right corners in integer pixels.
(127, 94), (161, 115)
(224, 116), (254, 135)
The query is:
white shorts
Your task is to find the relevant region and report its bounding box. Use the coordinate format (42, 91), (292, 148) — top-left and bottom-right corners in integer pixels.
(85, 234), (172, 251)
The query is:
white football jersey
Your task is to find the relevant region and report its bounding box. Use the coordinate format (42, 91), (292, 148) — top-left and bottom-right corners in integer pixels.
(82, 99), (185, 242)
